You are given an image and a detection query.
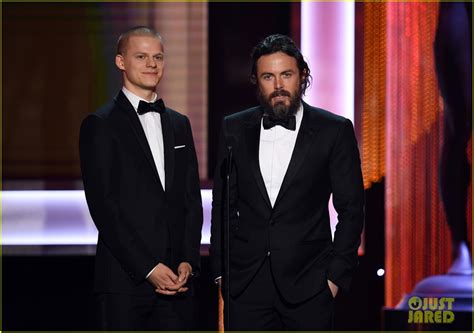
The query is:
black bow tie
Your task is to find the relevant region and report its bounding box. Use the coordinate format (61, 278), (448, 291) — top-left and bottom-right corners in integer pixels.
(137, 99), (165, 115)
(262, 115), (296, 131)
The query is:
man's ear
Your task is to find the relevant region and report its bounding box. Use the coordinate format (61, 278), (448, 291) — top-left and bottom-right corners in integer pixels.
(115, 54), (125, 71)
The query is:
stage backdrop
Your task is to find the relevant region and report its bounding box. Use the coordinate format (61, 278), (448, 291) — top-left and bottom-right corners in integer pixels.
(3, 2), (208, 180)
(382, 2), (472, 307)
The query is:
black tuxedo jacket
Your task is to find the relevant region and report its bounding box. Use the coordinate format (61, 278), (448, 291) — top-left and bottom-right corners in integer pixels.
(79, 91), (202, 295)
(210, 102), (364, 304)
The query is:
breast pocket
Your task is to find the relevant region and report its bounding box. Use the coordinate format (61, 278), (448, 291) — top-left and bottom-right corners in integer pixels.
(173, 143), (187, 168)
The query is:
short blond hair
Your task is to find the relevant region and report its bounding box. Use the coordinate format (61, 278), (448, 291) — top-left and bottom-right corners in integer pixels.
(116, 26), (163, 55)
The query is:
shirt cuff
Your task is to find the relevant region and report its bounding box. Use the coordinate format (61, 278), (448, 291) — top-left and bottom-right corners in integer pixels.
(146, 264), (158, 279)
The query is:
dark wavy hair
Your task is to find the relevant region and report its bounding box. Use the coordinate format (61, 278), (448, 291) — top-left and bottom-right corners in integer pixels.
(250, 34), (312, 95)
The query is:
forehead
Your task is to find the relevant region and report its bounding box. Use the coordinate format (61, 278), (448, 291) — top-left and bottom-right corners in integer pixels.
(256, 52), (298, 74)
(126, 35), (163, 53)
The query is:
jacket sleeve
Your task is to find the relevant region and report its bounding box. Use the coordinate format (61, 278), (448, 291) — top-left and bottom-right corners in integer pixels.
(326, 119), (365, 291)
(181, 116), (203, 274)
(79, 114), (157, 284)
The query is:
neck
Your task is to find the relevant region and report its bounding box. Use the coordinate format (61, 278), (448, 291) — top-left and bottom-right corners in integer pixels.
(123, 84), (156, 102)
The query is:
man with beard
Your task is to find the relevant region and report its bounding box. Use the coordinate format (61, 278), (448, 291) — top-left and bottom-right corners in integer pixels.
(210, 34), (364, 330)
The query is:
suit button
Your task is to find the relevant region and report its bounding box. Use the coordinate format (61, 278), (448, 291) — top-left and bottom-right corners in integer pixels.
(269, 219), (275, 225)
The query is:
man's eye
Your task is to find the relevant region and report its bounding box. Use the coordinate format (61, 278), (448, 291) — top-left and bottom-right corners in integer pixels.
(154, 55), (163, 61)
(283, 73), (292, 78)
(263, 75), (272, 80)
(136, 55), (145, 59)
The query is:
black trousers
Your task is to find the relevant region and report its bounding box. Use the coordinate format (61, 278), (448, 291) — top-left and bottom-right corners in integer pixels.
(96, 292), (194, 330)
(227, 258), (335, 331)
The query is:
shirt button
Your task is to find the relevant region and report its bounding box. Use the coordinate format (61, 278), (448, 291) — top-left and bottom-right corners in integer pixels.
(267, 251), (271, 257)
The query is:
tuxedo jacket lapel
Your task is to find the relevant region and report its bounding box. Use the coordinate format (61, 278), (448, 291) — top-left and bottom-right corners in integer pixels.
(160, 110), (175, 192)
(273, 104), (319, 208)
(115, 91), (164, 191)
(244, 109), (272, 209)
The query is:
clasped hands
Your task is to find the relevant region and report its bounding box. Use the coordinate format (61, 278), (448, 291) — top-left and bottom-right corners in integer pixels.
(147, 262), (193, 296)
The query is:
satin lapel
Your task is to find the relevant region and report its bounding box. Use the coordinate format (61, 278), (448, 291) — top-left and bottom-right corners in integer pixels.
(245, 111), (272, 209)
(160, 110), (175, 192)
(273, 106), (319, 208)
(115, 92), (163, 190)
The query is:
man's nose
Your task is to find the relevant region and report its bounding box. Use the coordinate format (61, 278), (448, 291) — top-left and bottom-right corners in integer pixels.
(146, 57), (157, 67)
(274, 77), (283, 89)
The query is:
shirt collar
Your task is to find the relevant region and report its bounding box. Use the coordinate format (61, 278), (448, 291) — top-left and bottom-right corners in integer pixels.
(294, 102), (304, 124)
(122, 87), (158, 113)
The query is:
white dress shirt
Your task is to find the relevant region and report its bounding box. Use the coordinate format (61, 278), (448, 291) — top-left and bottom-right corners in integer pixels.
(259, 104), (304, 207)
(122, 87), (166, 190)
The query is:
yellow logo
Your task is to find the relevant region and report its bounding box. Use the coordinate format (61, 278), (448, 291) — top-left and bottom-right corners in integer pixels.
(407, 296), (455, 324)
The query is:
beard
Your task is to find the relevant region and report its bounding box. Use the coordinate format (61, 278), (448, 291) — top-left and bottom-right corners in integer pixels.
(257, 88), (302, 120)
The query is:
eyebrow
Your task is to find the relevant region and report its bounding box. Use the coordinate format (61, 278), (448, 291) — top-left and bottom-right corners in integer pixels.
(260, 69), (295, 76)
(132, 51), (164, 56)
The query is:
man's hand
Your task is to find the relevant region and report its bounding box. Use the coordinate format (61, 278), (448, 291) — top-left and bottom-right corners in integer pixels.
(177, 262), (193, 284)
(147, 263), (181, 295)
(170, 262), (192, 293)
(327, 279), (338, 298)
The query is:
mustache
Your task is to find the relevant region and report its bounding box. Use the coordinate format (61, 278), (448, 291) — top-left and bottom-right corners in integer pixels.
(269, 90), (291, 99)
